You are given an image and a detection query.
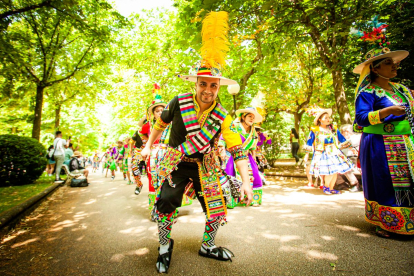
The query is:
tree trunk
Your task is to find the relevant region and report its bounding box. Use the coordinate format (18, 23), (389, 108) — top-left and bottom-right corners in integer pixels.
(55, 105), (61, 130)
(31, 84), (45, 141)
(293, 112), (302, 136)
(331, 69), (352, 124)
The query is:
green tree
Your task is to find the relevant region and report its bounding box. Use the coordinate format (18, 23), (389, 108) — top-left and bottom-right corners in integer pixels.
(173, 0), (395, 124)
(0, 0), (128, 140)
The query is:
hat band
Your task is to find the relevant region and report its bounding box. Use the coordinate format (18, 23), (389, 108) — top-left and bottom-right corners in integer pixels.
(196, 67), (222, 77)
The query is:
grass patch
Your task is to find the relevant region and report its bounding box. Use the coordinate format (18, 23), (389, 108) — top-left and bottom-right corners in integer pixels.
(0, 173), (64, 215)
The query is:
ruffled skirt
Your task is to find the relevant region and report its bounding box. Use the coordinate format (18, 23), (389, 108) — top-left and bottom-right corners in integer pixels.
(310, 149), (352, 176)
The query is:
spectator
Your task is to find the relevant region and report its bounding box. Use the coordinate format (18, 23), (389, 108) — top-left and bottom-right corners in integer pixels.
(290, 128), (300, 167)
(340, 124), (362, 192)
(46, 145), (56, 176)
(65, 143), (74, 162)
(69, 151), (89, 181)
(92, 153), (100, 173)
(53, 131), (70, 183)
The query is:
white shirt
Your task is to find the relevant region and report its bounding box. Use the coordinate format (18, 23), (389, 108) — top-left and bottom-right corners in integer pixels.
(53, 138), (67, 156)
(341, 134), (361, 157)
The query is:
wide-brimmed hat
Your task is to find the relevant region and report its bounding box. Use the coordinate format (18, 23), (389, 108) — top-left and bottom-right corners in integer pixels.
(147, 84), (167, 116)
(72, 151), (82, 158)
(353, 49), (409, 74)
(351, 16), (409, 74)
(236, 107), (263, 123)
(179, 11), (237, 86)
(179, 67), (237, 86)
(313, 109), (332, 126)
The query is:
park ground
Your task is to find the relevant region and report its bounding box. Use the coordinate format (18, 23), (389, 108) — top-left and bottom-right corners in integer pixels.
(0, 171), (413, 276)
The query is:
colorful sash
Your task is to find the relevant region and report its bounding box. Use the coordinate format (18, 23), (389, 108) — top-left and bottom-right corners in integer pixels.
(175, 93), (228, 219)
(383, 84), (414, 204)
(232, 121), (258, 151)
(177, 93), (228, 155)
(198, 150), (227, 219)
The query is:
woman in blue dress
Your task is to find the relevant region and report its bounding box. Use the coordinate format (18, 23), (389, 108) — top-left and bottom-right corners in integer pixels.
(303, 108), (353, 195)
(353, 31), (414, 237)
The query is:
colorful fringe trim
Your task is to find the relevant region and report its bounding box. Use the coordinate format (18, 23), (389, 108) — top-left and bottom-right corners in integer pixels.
(365, 198), (414, 235)
(228, 145), (248, 162)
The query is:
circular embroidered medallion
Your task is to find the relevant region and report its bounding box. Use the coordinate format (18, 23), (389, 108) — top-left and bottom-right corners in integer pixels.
(392, 95), (403, 103)
(383, 123), (395, 133)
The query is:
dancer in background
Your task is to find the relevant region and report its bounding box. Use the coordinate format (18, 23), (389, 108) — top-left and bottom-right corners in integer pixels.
(120, 137), (135, 185)
(255, 125), (271, 185)
(224, 107), (263, 207)
(303, 107), (353, 195)
(131, 117), (148, 195)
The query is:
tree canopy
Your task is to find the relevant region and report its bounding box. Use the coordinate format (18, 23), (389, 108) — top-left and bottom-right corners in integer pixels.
(1, 0), (413, 155)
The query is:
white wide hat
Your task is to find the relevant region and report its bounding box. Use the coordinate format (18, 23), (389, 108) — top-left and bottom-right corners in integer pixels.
(179, 66), (238, 86)
(236, 107), (263, 123)
(353, 49), (409, 74)
(313, 109), (332, 126)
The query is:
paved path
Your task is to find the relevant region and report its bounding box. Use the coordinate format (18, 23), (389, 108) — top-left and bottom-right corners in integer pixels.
(1, 170), (413, 276)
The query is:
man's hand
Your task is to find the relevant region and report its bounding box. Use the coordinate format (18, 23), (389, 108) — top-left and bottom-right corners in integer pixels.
(240, 182), (253, 206)
(141, 145), (151, 160)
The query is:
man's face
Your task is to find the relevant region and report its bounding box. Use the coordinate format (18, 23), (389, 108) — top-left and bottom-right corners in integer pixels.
(195, 77), (220, 105)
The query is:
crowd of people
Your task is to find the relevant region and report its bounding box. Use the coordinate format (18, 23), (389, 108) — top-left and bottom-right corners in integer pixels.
(43, 12), (413, 273)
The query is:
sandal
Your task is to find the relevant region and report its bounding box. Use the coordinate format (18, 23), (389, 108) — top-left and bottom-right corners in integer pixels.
(156, 239), (174, 273)
(323, 186), (331, 194)
(199, 246), (234, 262)
(330, 189), (341, 194)
(375, 226), (391, 239)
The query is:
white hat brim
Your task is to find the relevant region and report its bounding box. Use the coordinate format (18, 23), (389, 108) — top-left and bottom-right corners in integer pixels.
(236, 109), (263, 123)
(353, 50), (409, 74)
(147, 103), (167, 116)
(313, 109), (332, 125)
(179, 75), (238, 86)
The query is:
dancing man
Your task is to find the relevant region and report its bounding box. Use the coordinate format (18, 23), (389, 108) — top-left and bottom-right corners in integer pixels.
(140, 11), (253, 273)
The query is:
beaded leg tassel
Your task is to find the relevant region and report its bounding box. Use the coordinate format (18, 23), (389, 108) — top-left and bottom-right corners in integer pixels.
(202, 215), (225, 247)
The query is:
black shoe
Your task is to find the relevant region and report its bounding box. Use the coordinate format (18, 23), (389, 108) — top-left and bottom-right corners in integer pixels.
(156, 239), (174, 273)
(135, 186), (142, 195)
(199, 245), (234, 262)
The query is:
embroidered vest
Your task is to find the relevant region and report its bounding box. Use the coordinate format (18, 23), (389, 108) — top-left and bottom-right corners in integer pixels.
(177, 93), (228, 156)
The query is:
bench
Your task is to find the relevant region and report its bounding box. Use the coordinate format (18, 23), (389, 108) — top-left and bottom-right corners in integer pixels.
(61, 164), (83, 185)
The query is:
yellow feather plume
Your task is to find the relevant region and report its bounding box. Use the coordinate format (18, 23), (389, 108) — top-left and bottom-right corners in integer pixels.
(200, 11), (229, 69)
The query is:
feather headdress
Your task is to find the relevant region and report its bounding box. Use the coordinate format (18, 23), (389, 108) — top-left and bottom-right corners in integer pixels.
(200, 11), (230, 69)
(178, 11), (237, 86)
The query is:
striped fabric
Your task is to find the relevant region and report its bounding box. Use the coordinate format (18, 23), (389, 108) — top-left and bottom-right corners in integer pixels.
(384, 135), (411, 189)
(177, 93), (228, 155)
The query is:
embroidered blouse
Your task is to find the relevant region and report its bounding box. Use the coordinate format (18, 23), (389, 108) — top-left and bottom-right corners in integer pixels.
(304, 125), (349, 153)
(355, 83), (408, 128)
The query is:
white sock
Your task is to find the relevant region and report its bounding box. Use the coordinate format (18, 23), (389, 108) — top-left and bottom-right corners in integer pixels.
(156, 241), (170, 273)
(159, 243), (169, 255)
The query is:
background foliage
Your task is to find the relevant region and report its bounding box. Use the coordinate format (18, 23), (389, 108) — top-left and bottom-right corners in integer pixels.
(0, 135), (47, 186)
(1, 0), (413, 158)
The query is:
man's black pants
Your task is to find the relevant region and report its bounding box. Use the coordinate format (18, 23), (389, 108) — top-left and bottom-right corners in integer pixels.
(157, 162), (207, 214)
